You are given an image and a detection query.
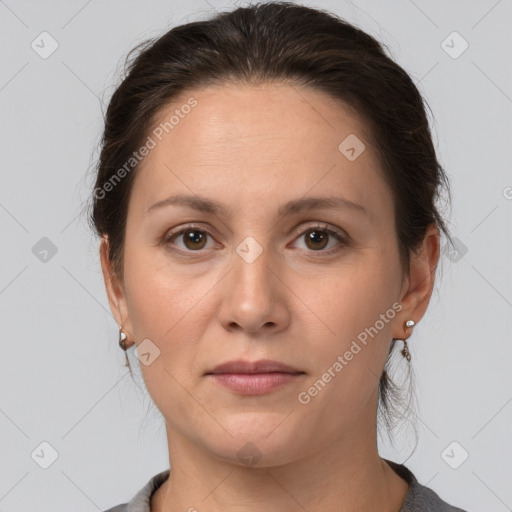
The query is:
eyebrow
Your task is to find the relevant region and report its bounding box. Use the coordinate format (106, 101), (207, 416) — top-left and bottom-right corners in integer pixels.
(145, 194), (367, 217)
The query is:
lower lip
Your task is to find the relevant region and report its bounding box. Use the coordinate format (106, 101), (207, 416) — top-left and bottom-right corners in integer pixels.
(208, 372), (304, 395)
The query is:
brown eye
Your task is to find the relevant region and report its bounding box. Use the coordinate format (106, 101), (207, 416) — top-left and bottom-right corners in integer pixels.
(181, 229), (208, 250)
(292, 223), (347, 254)
(304, 229), (329, 250)
(164, 226), (216, 252)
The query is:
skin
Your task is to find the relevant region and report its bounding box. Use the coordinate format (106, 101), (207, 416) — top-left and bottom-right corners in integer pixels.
(101, 82), (439, 511)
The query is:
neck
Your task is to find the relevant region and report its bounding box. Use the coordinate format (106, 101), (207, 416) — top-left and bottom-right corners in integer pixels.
(151, 414), (409, 511)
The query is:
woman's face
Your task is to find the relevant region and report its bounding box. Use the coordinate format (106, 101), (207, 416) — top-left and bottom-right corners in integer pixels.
(102, 82), (436, 466)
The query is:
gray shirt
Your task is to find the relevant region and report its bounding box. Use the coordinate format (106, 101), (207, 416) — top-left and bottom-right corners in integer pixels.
(103, 459), (468, 512)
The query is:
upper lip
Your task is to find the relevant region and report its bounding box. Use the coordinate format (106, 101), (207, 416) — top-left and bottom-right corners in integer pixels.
(206, 359), (304, 375)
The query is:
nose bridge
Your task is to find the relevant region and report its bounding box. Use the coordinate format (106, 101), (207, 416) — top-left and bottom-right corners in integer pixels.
(232, 234), (275, 302)
(217, 232), (287, 333)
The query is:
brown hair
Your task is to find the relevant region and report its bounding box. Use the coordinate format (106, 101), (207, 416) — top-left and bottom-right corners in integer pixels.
(87, 0), (453, 441)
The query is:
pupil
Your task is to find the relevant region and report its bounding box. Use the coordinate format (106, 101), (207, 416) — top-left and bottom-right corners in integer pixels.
(307, 230), (327, 250)
(186, 231), (205, 249)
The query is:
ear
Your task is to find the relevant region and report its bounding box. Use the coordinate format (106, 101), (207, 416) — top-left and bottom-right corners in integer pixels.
(393, 223), (440, 339)
(99, 236), (134, 348)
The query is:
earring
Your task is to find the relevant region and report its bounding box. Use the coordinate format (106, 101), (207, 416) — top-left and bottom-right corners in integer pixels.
(119, 328), (128, 351)
(118, 328), (130, 369)
(401, 320), (415, 362)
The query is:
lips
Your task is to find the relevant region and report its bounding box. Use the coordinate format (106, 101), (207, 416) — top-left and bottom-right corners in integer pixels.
(206, 359), (304, 375)
(205, 359), (306, 395)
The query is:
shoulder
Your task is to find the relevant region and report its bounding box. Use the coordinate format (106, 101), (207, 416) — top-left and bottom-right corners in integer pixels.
(385, 459), (469, 512)
(103, 505), (129, 512)
(404, 482), (469, 512)
(102, 469), (170, 512)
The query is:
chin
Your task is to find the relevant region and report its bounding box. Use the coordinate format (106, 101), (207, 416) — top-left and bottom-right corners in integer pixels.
(203, 412), (304, 467)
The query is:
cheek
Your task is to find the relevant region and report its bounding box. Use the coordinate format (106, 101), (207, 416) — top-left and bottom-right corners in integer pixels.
(122, 248), (217, 371)
(122, 254), (210, 405)
(305, 257), (398, 342)
(123, 245), (196, 336)
(296, 256), (399, 400)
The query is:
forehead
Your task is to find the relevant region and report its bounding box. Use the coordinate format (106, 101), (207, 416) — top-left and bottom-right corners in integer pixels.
(131, 82), (392, 222)
(147, 81), (374, 161)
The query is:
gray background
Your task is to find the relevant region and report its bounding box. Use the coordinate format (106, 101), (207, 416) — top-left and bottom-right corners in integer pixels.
(0, 0), (511, 510)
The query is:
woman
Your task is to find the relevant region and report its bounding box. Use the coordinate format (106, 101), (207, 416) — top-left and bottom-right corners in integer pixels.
(91, 2), (468, 511)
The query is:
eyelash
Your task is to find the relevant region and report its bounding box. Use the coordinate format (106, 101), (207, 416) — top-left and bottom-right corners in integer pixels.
(162, 222), (348, 257)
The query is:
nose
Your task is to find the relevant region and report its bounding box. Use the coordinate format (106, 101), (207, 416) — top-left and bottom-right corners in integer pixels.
(217, 243), (290, 335)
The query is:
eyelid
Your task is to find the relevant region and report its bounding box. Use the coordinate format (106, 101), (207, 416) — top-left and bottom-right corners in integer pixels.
(163, 223), (218, 246)
(163, 221), (349, 253)
(290, 221), (347, 240)
(288, 222), (349, 255)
